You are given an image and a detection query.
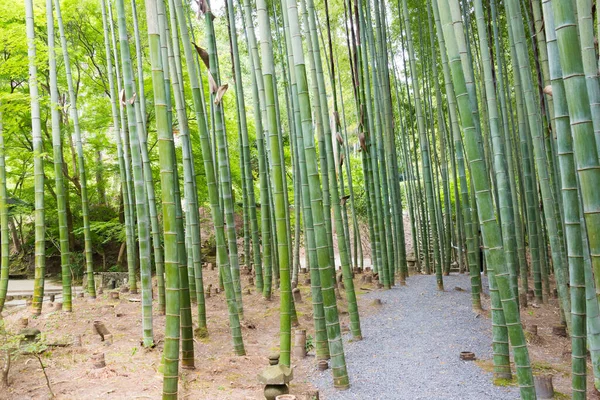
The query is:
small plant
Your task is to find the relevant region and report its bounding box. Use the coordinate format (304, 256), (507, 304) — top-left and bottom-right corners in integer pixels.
(0, 320), (54, 397)
(305, 334), (315, 354)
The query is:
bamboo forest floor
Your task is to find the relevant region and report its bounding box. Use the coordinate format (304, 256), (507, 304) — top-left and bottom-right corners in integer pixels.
(0, 232), (597, 399)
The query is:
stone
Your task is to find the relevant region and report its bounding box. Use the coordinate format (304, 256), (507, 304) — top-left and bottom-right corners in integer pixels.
(19, 328), (41, 344)
(83, 271), (129, 291)
(257, 353), (294, 400)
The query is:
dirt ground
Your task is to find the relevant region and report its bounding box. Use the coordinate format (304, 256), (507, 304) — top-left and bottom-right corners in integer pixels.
(476, 284), (600, 399)
(0, 262), (384, 400)
(1, 213), (594, 399)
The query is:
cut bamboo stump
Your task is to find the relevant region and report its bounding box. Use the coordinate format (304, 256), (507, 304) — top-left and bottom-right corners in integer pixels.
(459, 351), (476, 361)
(552, 325), (567, 338)
(110, 292), (120, 300)
(206, 284), (212, 298)
(91, 352), (106, 369)
(292, 288), (302, 303)
(534, 374), (554, 399)
(93, 321), (112, 345)
(276, 395), (297, 400)
(523, 325), (538, 336)
(293, 329), (307, 359)
(317, 360), (328, 371)
(519, 293), (527, 307)
(19, 317), (28, 328)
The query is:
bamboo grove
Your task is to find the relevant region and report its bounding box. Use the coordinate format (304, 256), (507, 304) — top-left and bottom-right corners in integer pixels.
(2, 0), (600, 397)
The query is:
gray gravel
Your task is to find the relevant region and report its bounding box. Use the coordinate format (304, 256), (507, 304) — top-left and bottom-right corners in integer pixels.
(310, 274), (520, 400)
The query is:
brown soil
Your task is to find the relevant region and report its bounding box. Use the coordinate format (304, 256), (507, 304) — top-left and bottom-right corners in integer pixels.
(0, 264), (379, 400)
(478, 285), (600, 399)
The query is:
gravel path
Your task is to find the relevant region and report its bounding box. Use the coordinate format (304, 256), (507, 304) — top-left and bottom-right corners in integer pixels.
(310, 274), (520, 400)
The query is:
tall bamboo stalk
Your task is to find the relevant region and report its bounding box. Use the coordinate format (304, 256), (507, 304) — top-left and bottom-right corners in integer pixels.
(27, 0), (46, 316)
(47, 0), (72, 312)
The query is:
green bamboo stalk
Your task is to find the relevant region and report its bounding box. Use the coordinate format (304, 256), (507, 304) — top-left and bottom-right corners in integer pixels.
(552, 0), (600, 336)
(163, 0), (206, 333)
(142, 2), (180, 396)
(504, 0), (570, 325)
(540, 2), (586, 395)
(277, 0), (329, 359)
(286, 0), (349, 387)
(437, 0), (535, 395)
(26, 0), (46, 316)
(202, 0), (244, 317)
(491, 0), (525, 307)
(402, 0), (443, 290)
(54, 0), (95, 299)
(0, 103), (7, 312)
(305, 0), (362, 339)
(472, 0), (519, 316)
(256, 0), (292, 365)
(47, 0), (72, 313)
(171, 0), (245, 355)
(107, 0), (138, 298)
(114, 0), (153, 344)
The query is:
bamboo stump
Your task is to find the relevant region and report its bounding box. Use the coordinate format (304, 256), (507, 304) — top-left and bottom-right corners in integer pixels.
(552, 325), (567, 338)
(534, 374), (554, 399)
(291, 288), (302, 303)
(519, 293), (527, 307)
(317, 360), (328, 371)
(110, 292), (120, 300)
(293, 329), (307, 358)
(91, 352), (106, 369)
(93, 321), (112, 345)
